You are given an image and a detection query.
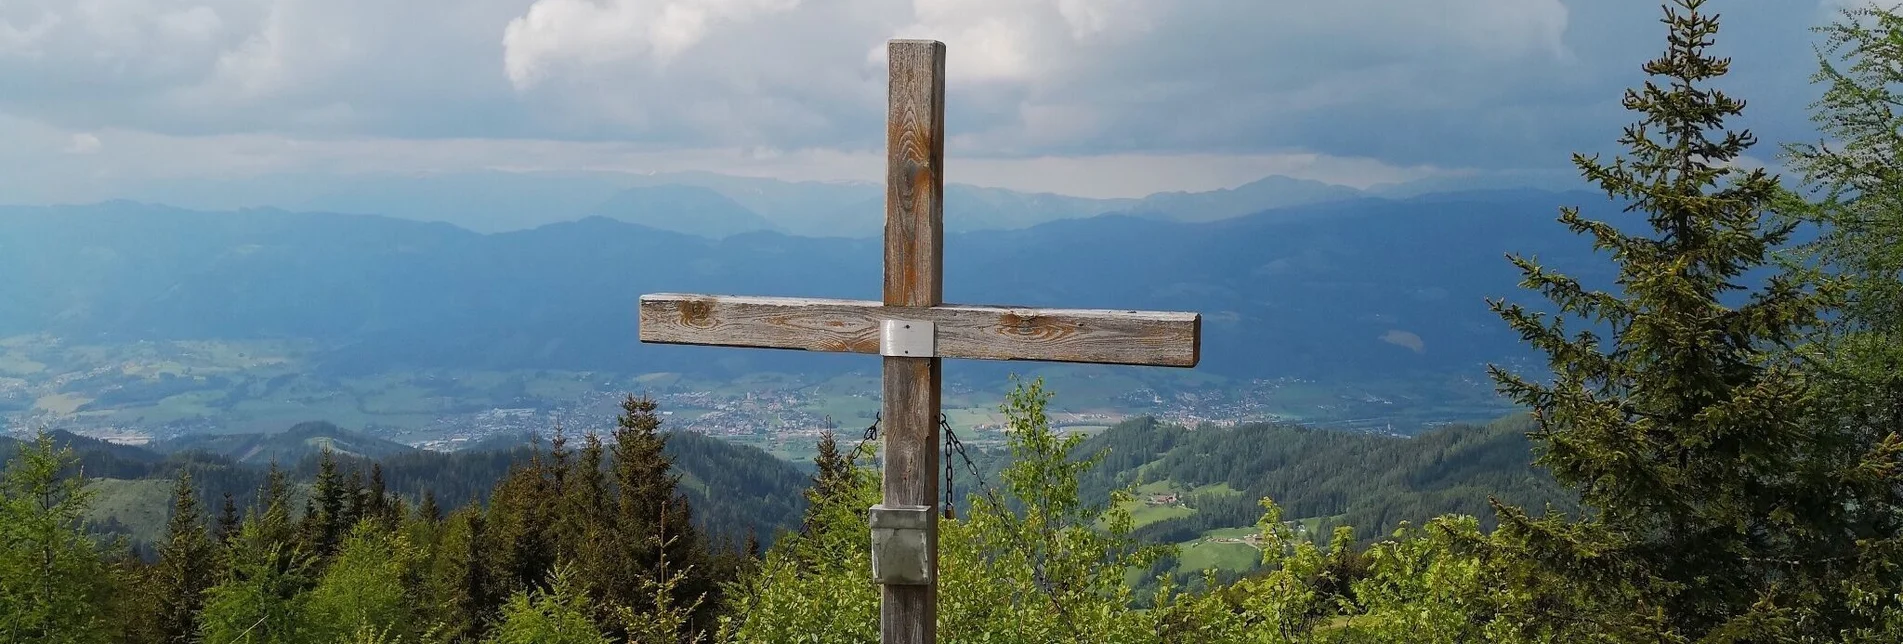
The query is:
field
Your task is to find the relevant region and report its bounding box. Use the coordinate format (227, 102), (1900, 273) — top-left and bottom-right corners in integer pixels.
(3, 335), (1516, 455)
(84, 478), (176, 545)
(1178, 526), (1265, 574)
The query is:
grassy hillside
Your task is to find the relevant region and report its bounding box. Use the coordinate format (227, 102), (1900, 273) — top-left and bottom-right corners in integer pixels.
(156, 420), (417, 464)
(1062, 415), (1575, 578)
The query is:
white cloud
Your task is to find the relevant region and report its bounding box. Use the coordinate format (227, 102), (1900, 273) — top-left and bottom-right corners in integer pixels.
(0, 0), (1842, 199)
(65, 132), (102, 154)
(502, 0), (803, 87)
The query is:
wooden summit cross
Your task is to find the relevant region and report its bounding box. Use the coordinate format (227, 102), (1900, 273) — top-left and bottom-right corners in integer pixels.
(638, 40), (1201, 644)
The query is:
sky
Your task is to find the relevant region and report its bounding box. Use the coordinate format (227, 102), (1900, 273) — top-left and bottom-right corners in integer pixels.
(0, 0), (1873, 201)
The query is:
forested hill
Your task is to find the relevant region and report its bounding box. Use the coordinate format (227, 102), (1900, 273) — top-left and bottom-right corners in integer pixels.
(0, 422), (812, 549)
(1071, 415), (1577, 544)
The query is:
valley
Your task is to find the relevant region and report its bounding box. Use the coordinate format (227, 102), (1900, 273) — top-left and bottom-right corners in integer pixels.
(0, 333), (1517, 462)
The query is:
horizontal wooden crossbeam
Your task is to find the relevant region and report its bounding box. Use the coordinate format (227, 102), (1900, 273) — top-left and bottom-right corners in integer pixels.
(639, 293), (1200, 368)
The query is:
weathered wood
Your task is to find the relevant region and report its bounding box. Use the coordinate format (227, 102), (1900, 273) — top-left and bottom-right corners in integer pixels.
(639, 294), (1201, 368)
(881, 354), (938, 644)
(886, 39), (946, 310)
(882, 39), (946, 644)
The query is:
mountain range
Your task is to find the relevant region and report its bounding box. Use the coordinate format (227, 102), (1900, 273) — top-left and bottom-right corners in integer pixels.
(0, 186), (1630, 385)
(69, 169), (1565, 238)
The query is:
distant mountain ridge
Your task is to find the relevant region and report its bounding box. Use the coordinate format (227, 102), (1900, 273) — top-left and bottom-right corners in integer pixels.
(75, 169), (1392, 238)
(156, 421), (418, 464)
(0, 188), (1625, 383)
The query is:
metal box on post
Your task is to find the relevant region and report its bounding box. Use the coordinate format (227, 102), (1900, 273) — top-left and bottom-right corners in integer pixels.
(868, 504), (932, 585)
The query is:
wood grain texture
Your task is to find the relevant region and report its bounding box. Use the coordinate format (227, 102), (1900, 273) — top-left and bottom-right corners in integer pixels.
(882, 355), (939, 644)
(639, 294), (1202, 368)
(885, 39), (945, 310)
(883, 39), (946, 644)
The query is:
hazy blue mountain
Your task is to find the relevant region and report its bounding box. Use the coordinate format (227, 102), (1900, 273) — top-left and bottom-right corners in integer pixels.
(619, 171), (881, 237)
(1128, 176), (1362, 222)
(588, 185), (781, 238)
(74, 169), (1375, 237)
(0, 190), (1627, 382)
(618, 173), (1130, 236)
(116, 170), (639, 233)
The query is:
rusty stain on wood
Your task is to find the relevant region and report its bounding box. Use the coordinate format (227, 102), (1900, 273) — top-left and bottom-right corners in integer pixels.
(881, 39), (946, 644)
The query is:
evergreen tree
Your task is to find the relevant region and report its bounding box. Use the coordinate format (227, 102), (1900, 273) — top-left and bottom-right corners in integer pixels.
(305, 449), (348, 560)
(255, 463), (301, 560)
(484, 455), (558, 598)
(0, 431), (114, 644)
(806, 430), (851, 531)
(306, 522), (416, 641)
(484, 564), (611, 644)
(1774, 2), (1903, 631)
(150, 471), (220, 644)
(367, 463), (390, 526)
(1486, 0), (1835, 635)
(561, 432), (621, 632)
(426, 507), (497, 642)
(342, 465), (367, 534)
(197, 518), (321, 644)
(420, 489), (443, 525)
(217, 491), (242, 546)
(607, 394), (717, 637)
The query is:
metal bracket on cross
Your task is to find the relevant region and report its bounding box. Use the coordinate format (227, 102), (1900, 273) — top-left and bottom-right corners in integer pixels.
(869, 504), (933, 585)
(879, 319), (937, 358)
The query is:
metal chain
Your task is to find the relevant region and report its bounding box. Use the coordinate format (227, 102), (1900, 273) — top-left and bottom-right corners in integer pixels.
(937, 414), (1083, 637)
(810, 412), (1083, 639)
(942, 419), (960, 519)
(848, 412), (881, 467)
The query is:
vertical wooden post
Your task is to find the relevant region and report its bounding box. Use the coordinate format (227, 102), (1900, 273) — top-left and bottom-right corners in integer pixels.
(881, 39), (946, 644)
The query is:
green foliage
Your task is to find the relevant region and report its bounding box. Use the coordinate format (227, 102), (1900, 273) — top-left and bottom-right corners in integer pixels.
(196, 521), (322, 644)
(306, 521), (418, 641)
(717, 426), (881, 643)
(1078, 414), (1576, 547)
(1477, 0), (1900, 638)
(722, 378), (1169, 642)
(484, 565), (611, 644)
(0, 431), (117, 644)
(149, 471), (220, 644)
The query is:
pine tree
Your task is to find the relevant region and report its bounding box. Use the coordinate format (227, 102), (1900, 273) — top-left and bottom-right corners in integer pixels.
(562, 432), (619, 631)
(1486, 0), (1832, 634)
(605, 394), (717, 639)
(419, 489), (443, 525)
(255, 462), (300, 559)
(1773, 3), (1903, 631)
(150, 471), (219, 644)
(484, 564), (611, 644)
(196, 518), (320, 644)
(216, 491), (241, 546)
(809, 431), (850, 507)
(0, 431), (114, 644)
(367, 463), (390, 526)
(425, 508), (496, 643)
(303, 450), (348, 560)
(484, 456), (557, 597)
(342, 465), (367, 533)
(306, 523), (415, 641)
